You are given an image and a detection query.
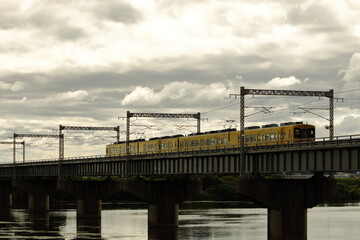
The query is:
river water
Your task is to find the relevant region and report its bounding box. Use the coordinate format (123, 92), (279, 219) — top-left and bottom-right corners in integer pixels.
(0, 203), (359, 239)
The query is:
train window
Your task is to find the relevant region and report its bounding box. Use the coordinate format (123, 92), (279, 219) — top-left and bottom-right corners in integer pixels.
(309, 129), (315, 137)
(207, 138), (215, 145)
(190, 140), (199, 147)
(146, 144), (154, 151)
(265, 133), (270, 141)
(222, 137), (227, 144)
(247, 135), (255, 142)
(299, 128), (315, 138)
(270, 133), (275, 140)
(294, 128), (301, 138)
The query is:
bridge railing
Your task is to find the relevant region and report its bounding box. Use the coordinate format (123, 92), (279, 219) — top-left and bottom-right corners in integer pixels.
(2, 134), (360, 165)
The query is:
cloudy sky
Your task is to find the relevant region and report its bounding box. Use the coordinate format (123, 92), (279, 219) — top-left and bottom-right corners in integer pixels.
(1, 0), (360, 161)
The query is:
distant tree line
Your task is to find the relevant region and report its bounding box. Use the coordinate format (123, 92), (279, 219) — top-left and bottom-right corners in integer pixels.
(194, 175), (360, 202)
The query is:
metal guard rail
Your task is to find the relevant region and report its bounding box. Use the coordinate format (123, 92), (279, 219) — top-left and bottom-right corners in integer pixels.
(2, 134), (360, 166)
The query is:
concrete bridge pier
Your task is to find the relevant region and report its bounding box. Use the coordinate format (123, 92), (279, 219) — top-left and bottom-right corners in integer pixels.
(0, 180), (12, 217)
(12, 179), (57, 213)
(57, 179), (121, 233)
(148, 227), (179, 240)
(124, 179), (202, 229)
(237, 174), (336, 240)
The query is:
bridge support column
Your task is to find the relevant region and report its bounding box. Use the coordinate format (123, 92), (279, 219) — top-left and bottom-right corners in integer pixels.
(28, 194), (49, 212)
(77, 197), (102, 219)
(124, 179), (201, 229)
(57, 179), (121, 233)
(12, 179), (57, 212)
(237, 175), (336, 240)
(268, 208), (307, 240)
(148, 199), (179, 228)
(0, 180), (12, 217)
(57, 180), (110, 220)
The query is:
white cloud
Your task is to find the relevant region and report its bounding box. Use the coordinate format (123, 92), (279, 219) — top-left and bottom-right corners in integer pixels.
(338, 52), (360, 100)
(55, 90), (89, 101)
(121, 81), (234, 106)
(0, 81), (24, 91)
(121, 86), (157, 105)
(336, 114), (360, 136)
(340, 52), (360, 84)
(266, 76), (308, 88)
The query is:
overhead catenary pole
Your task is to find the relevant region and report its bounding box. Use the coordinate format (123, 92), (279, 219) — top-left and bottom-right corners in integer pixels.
(12, 133), (61, 177)
(59, 125), (120, 159)
(13, 133), (15, 165)
(240, 87), (245, 176)
(22, 141), (25, 162)
(230, 87), (335, 176)
(124, 111), (202, 178)
(0, 140), (25, 163)
(13, 133), (63, 161)
(329, 89), (334, 140)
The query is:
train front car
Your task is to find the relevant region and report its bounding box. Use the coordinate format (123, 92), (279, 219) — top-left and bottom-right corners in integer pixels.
(228, 122), (316, 147)
(288, 122), (315, 143)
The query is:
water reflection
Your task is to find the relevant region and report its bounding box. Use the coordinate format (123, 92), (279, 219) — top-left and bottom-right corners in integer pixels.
(179, 208), (267, 240)
(148, 228), (178, 240)
(0, 203), (358, 239)
(0, 209), (66, 239)
(76, 217), (102, 240)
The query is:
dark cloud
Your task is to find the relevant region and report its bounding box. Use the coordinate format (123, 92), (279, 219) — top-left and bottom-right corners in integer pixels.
(28, 7), (88, 41)
(287, 4), (343, 32)
(0, 3), (88, 41)
(93, 2), (143, 24)
(0, 8), (23, 29)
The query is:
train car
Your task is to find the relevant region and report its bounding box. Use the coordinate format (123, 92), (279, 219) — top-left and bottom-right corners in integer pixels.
(229, 122), (315, 147)
(158, 135), (183, 153)
(178, 129), (236, 151)
(138, 137), (161, 154)
(106, 139), (144, 157)
(137, 135), (183, 154)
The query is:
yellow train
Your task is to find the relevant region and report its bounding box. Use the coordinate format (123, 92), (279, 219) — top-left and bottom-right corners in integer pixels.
(106, 122), (315, 157)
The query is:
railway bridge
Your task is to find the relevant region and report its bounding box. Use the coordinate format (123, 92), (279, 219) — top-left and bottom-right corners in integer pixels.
(0, 135), (359, 240)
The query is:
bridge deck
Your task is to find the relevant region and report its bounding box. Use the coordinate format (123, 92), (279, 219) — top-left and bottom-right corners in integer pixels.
(0, 136), (359, 177)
